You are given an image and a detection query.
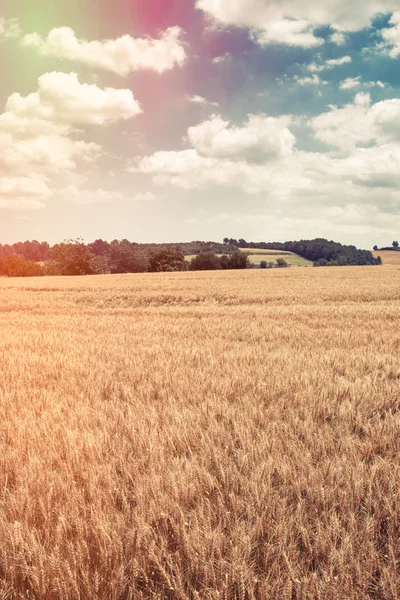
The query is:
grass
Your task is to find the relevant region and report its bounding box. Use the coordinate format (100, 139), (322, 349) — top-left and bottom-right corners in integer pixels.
(373, 250), (400, 265)
(0, 267), (400, 599)
(185, 249), (312, 267)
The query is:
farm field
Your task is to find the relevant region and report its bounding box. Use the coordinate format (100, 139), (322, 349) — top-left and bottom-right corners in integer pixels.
(373, 250), (400, 265)
(238, 248), (312, 267)
(0, 267), (400, 599)
(185, 248), (312, 267)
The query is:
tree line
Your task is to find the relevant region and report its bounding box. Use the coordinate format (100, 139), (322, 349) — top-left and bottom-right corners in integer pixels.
(0, 236), (382, 277)
(0, 239), (250, 277)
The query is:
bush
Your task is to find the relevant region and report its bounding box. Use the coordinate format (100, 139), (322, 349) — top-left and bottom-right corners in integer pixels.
(0, 255), (44, 277)
(313, 258), (329, 267)
(276, 258), (289, 268)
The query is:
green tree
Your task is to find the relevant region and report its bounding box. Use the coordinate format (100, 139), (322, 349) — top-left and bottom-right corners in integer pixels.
(2, 255), (43, 277)
(227, 251), (250, 269)
(276, 258), (288, 268)
(149, 248), (187, 272)
(392, 241), (399, 249)
(313, 258), (329, 267)
(52, 238), (94, 275)
(108, 242), (149, 273)
(260, 260), (267, 269)
(190, 253), (221, 271)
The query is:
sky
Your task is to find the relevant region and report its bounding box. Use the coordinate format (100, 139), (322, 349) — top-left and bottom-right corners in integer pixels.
(1, 1), (400, 248)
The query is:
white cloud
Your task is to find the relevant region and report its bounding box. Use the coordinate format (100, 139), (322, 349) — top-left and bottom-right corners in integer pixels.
(295, 74), (327, 86)
(330, 29), (346, 45)
(60, 185), (123, 205)
(308, 55), (351, 72)
(0, 130), (101, 176)
(0, 176), (51, 210)
(196, 0), (399, 47)
(340, 76), (361, 90)
(6, 72), (142, 126)
(134, 115), (307, 196)
(188, 95), (219, 107)
(0, 73), (128, 210)
(0, 17), (21, 40)
(325, 55), (352, 67)
(310, 93), (400, 150)
(23, 26), (186, 75)
(187, 113), (295, 161)
(380, 11), (400, 57)
(131, 91), (400, 237)
(250, 18), (323, 48)
(212, 53), (231, 64)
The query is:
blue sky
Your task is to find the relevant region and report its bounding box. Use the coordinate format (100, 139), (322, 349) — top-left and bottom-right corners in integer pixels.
(1, 0), (400, 248)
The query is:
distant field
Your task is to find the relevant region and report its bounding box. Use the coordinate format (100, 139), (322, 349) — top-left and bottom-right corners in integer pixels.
(185, 249), (312, 267)
(373, 250), (400, 265)
(238, 248), (293, 255)
(1, 267), (399, 599)
(238, 248), (312, 267)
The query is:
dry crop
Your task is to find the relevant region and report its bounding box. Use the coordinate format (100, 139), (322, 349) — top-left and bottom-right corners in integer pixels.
(0, 266), (399, 599)
(373, 251), (400, 266)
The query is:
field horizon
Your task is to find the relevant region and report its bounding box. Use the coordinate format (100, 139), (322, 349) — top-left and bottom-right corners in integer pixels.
(1, 266), (399, 599)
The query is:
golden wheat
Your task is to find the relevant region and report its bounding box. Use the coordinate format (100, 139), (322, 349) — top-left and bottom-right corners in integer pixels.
(0, 267), (399, 599)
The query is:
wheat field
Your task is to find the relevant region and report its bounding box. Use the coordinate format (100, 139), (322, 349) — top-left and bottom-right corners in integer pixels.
(0, 267), (400, 599)
(373, 251), (400, 266)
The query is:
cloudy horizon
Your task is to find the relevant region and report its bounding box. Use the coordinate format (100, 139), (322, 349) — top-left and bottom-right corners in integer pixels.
(1, 0), (400, 248)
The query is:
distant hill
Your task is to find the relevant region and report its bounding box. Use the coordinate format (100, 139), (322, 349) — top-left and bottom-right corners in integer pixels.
(224, 238), (380, 266)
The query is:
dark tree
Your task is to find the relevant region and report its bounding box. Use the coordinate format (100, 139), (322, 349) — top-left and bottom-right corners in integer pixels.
(226, 251), (250, 270)
(108, 242), (149, 273)
(276, 258), (289, 268)
(190, 253), (221, 271)
(149, 248), (187, 272)
(52, 239), (95, 275)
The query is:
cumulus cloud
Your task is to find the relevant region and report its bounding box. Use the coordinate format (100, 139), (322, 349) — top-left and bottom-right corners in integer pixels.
(250, 19), (323, 48)
(340, 76), (361, 90)
(295, 74), (327, 86)
(0, 176), (51, 210)
(310, 93), (400, 150)
(0, 17), (21, 41)
(60, 185), (123, 205)
(187, 114), (295, 162)
(0, 73), (134, 209)
(6, 72), (142, 125)
(187, 95), (219, 107)
(23, 26), (186, 75)
(325, 55), (352, 67)
(308, 55), (352, 72)
(134, 114), (307, 196)
(330, 29), (347, 45)
(196, 0), (399, 47)
(380, 11), (400, 57)
(212, 53), (231, 64)
(131, 90), (400, 233)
